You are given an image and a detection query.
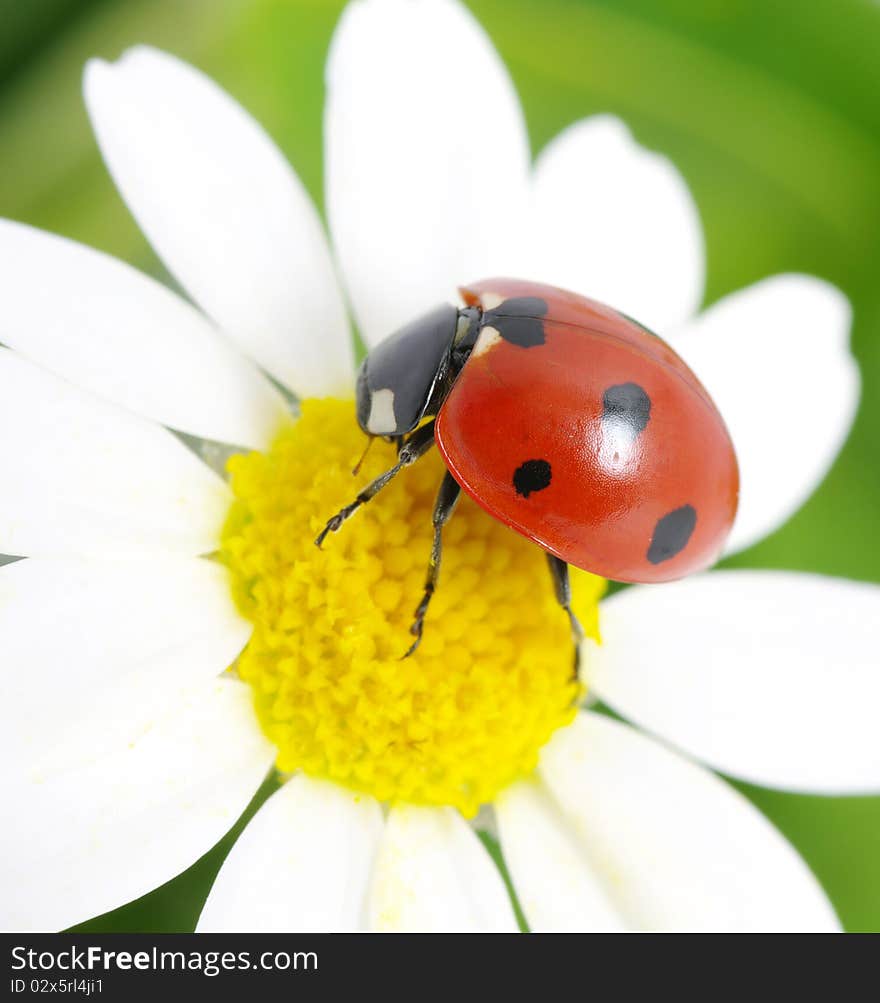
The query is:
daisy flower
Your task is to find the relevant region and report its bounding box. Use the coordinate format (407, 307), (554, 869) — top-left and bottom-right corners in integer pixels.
(1, 0), (877, 933)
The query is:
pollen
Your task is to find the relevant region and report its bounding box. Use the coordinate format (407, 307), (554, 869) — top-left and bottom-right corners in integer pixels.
(221, 399), (605, 817)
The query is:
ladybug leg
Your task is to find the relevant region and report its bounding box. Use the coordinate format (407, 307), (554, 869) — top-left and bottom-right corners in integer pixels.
(546, 554), (585, 679)
(315, 420), (436, 548)
(403, 471), (462, 658)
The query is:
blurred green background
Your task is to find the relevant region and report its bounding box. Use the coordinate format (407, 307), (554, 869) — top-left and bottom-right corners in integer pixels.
(3, 0), (878, 931)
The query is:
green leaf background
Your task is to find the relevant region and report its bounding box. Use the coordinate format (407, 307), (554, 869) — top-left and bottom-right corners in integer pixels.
(2, 0), (878, 931)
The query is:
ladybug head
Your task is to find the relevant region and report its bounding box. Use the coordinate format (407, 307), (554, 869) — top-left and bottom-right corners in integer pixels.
(355, 302), (480, 438)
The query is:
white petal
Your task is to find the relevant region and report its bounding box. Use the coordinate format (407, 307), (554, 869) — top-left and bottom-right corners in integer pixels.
(495, 780), (625, 932)
(198, 777), (383, 932)
(368, 804), (517, 932)
(325, 0), (531, 346)
(2, 678), (273, 932)
(530, 116), (704, 331)
(590, 571), (880, 794)
(668, 275), (858, 554)
(0, 219), (288, 449)
(535, 713), (839, 932)
(0, 556), (250, 776)
(84, 47), (352, 396)
(0, 349), (230, 558)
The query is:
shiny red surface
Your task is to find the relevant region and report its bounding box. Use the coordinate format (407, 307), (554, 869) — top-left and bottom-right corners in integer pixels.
(436, 279), (739, 583)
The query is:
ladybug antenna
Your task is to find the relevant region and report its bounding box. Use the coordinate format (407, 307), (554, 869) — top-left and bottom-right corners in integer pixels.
(352, 436), (375, 476)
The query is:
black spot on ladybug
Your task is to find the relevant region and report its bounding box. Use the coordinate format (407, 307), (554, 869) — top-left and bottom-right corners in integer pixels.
(483, 297), (548, 348)
(647, 505), (697, 564)
(494, 296), (548, 318)
(513, 459), (552, 498)
(602, 383), (651, 434)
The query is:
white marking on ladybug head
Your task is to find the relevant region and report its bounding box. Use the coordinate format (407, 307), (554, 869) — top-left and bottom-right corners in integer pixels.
(480, 292), (505, 310)
(472, 324), (502, 358)
(367, 388), (397, 434)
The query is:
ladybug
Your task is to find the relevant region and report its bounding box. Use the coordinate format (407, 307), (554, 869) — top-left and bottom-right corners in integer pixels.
(317, 278), (739, 662)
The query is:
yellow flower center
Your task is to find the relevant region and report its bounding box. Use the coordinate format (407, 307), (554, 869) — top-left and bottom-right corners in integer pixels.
(221, 399), (604, 817)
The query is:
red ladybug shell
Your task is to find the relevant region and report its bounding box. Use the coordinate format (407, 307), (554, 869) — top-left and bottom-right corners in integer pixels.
(435, 278), (739, 583)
